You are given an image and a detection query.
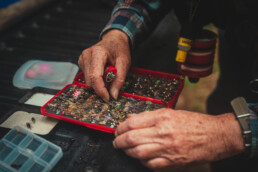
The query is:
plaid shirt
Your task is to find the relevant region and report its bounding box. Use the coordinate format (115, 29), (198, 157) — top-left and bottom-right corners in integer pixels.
(100, 0), (172, 46)
(249, 104), (258, 158)
(100, 0), (258, 159)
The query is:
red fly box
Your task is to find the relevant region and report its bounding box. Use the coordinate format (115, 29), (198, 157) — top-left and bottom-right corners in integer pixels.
(41, 84), (168, 133)
(74, 67), (184, 108)
(41, 67), (184, 133)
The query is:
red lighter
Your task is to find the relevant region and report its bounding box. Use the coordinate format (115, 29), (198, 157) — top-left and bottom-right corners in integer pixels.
(104, 65), (117, 83)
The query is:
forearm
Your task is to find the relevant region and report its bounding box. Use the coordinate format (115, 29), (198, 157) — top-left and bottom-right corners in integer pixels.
(216, 102), (258, 160)
(100, 0), (173, 47)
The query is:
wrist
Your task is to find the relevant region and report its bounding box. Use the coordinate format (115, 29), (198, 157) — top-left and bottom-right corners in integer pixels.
(215, 113), (245, 159)
(102, 29), (129, 43)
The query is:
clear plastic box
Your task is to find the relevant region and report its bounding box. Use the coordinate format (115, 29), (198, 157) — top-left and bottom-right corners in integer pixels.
(0, 126), (63, 172)
(13, 60), (79, 90)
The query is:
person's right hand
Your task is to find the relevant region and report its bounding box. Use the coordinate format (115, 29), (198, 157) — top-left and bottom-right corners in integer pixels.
(78, 29), (131, 102)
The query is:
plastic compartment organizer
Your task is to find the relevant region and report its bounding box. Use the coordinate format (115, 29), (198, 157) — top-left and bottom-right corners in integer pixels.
(0, 126), (63, 172)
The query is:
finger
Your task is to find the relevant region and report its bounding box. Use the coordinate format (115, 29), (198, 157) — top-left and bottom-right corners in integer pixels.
(90, 51), (110, 102)
(113, 127), (158, 149)
(142, 157), (171, 170)
(90, 75), (110, 102)
(78, 55), (83, 70)
(110, 56), (130, 99)
(115, 111), (157, 136)
(124, 143), (164, 160)
(82, 50), (93, 87)
(84, 50), (110, 102)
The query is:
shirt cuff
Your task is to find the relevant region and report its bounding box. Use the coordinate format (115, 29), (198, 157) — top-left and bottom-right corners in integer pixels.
(100, 6), (149, 48)
(100, 11), (142, 47)
(248, 103), (258, 158)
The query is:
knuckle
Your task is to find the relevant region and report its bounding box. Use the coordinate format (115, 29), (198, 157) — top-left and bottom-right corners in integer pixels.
(92, 46), (107, 55)
(127, 119), (136, 130)
(133, 147), (144, 159)
(81, 49), (89, 56)
(171, 139), (182, 150)
(157, 125), (171, 138)
(90, 45), (102, 51)
(92, 46), (109, 61)
(79, 50), (88, 60)
(157, 112), (170, 123)
(125, 133), (135, 145)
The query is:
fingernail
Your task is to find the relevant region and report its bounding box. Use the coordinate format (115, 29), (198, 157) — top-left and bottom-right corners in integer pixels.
(103, 96), (109, 103)
(114, 130), (118, 137)
(113, 140), (116, 149)
(112, 88), (119, 100)
(100, 93), (109, 102)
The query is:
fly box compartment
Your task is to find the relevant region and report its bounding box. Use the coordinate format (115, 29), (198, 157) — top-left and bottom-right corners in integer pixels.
(0, 126), (63, 172)
(41, 84), (167, 133)
(73, 67), (185, 108)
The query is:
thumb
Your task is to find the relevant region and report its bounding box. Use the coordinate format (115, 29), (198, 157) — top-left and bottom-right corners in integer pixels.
(110, 57), (130, 99)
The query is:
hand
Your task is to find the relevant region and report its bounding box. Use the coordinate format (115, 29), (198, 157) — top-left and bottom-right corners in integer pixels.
(113, 108), (245, 171)
(78, 29), (131, 102)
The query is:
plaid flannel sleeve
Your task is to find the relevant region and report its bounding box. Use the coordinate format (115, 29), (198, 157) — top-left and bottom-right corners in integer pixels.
(248, 103), (258, 158)
(100, 0), (172, 47)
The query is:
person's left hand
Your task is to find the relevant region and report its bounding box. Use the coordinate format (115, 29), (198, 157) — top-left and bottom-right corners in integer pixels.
(113, 108), (244, 171)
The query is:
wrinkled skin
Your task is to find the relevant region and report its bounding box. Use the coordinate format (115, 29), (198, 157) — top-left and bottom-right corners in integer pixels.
(78, 29), (131, 102)
(113, 108), (245, 171)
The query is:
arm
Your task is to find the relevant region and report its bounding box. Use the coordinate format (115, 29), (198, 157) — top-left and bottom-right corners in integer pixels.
(113, 109), (245, 170)
(78, 0), (173, 101)
(100, 0), (173, 47)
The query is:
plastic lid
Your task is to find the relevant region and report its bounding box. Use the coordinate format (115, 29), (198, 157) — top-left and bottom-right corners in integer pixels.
(13, 60), (79, 90)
